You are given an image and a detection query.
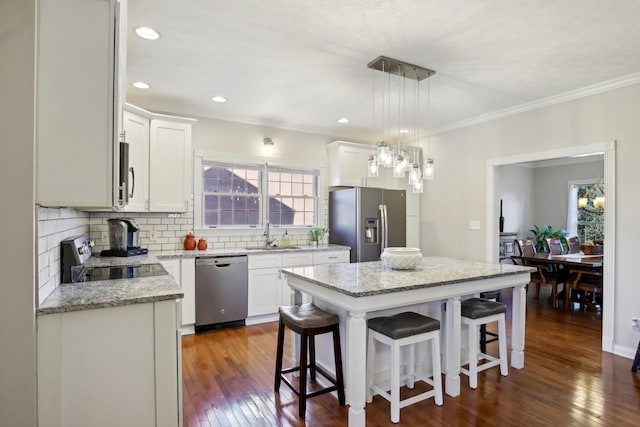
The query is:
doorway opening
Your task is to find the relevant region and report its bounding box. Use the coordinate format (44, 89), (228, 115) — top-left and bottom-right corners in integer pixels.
(486, 141), (616, 353)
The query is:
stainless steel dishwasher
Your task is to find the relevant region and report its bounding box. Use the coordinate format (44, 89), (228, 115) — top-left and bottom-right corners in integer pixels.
(195, 255), (248, 330)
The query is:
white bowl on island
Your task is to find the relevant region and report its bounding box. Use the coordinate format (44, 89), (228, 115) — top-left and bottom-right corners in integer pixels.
(380, 247), (423, 270)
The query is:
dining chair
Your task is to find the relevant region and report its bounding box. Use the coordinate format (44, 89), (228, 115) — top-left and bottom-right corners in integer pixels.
(514, 239), (567, 308)
(564, 236), (581, 254)
(543, 237), (565, 255)
(567, 269), (603, 312)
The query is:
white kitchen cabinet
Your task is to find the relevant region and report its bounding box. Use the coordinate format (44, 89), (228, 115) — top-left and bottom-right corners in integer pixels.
(37, 299), (182, 427)
(36, 0), (127, 209)
(327, 141), (387, 188)
(122, 108), (150, 211)
(247, 250), (349, 325)
(149, 118), (193, 212)
(160, 258), (196, 333)
(123, 105), (196, 212)
(312, 249), (350, 265)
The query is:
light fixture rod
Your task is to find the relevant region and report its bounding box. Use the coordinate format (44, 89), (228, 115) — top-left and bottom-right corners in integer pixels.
(367, 56), (435, 81)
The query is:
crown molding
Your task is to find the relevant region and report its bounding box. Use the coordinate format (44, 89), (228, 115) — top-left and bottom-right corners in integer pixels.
(435, 72), (640, 135)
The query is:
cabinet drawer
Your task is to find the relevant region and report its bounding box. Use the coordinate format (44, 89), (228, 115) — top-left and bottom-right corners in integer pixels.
(282, 252), (313, 267)
(313, 250), (350, 265)
(248, 253), (282, 269)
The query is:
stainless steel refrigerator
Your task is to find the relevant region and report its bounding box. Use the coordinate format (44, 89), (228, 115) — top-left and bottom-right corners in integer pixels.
(329, 187), (406, 263)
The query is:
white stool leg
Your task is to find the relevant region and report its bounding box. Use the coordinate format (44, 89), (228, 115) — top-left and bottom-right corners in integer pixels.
(431, 334), (443, 406)
(407, 343), (415, 389)
(390, 340), (400, 423)
(468, 320), (479, 389)
(366, 331), (375, 403)
(497, 315), (509, 376)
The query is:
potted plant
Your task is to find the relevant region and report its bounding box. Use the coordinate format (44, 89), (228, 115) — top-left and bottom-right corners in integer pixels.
(309, 227), (328, 245)
(529, 224), (568, 252)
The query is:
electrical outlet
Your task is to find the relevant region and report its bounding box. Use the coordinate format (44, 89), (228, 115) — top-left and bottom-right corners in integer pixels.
(101, 231), (108, 242)
(632, 317), (640, 331)
(469, 220), (481, 230)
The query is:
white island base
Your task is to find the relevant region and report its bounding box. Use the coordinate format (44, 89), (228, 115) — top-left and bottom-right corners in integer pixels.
(283, 257), (531, 427)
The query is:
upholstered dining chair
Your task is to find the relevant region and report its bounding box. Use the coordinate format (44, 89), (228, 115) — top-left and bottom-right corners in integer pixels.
(514, 239), (567, 308)
(567, 268), (603, 312)
(564, 236), (581, 254)
(543, 237), (565, 255)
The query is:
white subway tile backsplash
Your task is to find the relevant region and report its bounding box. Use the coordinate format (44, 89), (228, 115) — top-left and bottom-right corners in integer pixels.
(37, 206), (90, 305)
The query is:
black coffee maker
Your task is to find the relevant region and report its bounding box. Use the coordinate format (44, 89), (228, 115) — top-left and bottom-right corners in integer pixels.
(101, 218), (148, 257)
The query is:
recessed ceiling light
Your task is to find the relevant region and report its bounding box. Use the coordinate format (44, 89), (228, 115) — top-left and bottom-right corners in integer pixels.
(211, 96), (227, 103)
(135, 26), (160, 40)
(337, 118), (349, 124)
(132, 81), (150, 89)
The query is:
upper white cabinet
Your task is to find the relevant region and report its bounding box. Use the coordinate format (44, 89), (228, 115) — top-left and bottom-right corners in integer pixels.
(123, 105), (196, 212)
(327, 141), (386, 188)
(327, 141), (421, 190)
(36, 0), (127, 209)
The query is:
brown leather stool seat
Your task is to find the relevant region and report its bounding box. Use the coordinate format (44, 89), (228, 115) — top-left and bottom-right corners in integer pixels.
(274, 303), (345, 418)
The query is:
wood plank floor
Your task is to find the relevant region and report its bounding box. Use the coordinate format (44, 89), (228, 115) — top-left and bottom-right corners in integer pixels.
(181, 288), (640, 426)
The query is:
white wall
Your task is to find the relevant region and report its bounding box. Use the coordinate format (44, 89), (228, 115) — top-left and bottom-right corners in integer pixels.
(497, 160), (604, 240)
(0, 0), (37, 424)
(533, 160), (604, 231)
(497, 165), (534, 238)
(426, 82), (640, 357)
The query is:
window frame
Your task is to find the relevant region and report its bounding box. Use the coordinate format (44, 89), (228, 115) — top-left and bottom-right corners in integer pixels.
(567, 179), (605, 243)
(194, 150), (325, 236)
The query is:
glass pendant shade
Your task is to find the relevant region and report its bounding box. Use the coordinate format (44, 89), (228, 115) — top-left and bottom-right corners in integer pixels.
(423, 158), (435, 180)
(368, 155), (379, 177)
(393, 153), (407, 177)
(408, 163), (422, 184)
(578, 197), (588, 208)
(412, 179), (423, 193)
(594, 196), (605, 209)
(377, 141), (393, 167)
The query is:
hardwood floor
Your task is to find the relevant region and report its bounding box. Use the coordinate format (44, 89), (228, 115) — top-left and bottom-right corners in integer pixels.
(181, 288), (640, 426)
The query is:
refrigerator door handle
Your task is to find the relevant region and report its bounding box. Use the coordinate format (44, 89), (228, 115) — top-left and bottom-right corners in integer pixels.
(380, 204), (389, 251)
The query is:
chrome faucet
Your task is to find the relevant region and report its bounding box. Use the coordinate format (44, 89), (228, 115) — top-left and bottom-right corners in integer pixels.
(263, 221), (276, 247)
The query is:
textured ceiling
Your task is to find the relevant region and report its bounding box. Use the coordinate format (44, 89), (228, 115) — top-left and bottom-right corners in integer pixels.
(126, 0), (640, 141)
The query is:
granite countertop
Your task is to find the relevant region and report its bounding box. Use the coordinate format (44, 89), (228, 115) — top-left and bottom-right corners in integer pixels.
(37, 272), (182, 315)
(282, 256), (534, 297)
(38, 244), (350, 316)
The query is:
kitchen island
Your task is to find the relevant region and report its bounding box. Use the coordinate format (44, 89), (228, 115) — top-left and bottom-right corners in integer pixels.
(282, 256), (533, 427)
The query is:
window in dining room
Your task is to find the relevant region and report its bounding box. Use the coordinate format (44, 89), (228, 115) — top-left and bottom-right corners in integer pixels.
(567, 180), (604, 243)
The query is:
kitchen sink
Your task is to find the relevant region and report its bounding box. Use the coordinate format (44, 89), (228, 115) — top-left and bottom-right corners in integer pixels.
(244, 246), (301, 250)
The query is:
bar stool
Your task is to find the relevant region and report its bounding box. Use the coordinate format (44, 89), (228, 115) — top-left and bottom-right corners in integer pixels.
(366, 312), (443, 423)
(460, 297), (509, 389)
(479, 291), (501, 353)
(274, 303), (345, 418)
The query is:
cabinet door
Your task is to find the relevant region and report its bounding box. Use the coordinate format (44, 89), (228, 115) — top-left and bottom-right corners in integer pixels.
(123, 110), (150, 212)
(149, 119), (192, 212)
(248, 268), (280, 316)
(36, 0), (123, 208)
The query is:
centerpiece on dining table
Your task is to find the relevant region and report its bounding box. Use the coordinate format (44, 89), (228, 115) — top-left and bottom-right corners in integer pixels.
(380, 247), (423, 270)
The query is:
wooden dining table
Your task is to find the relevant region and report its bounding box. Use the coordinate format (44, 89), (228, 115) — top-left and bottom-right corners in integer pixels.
(511, 253), (603, 310)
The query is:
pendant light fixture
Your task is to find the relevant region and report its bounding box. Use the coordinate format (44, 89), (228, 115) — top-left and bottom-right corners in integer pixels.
(423, 77), (435, 180)
(366, 56), (435, 191)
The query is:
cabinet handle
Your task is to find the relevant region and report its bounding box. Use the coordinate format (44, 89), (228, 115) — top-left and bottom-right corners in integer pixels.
(129, 167), (135, 198)
(328, 256), (337, 259)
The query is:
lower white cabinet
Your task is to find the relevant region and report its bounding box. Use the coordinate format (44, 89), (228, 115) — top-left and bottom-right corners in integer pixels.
(160, 258), (196, 333)
(37, 300), (182, 427)
(247, 250), (349, 324)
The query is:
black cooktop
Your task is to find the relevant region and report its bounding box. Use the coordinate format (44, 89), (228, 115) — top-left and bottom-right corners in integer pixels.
(71, 263), (167, 282)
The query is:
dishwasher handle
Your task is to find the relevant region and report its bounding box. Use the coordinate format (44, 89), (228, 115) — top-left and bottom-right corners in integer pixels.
(196, 256), (247, 267)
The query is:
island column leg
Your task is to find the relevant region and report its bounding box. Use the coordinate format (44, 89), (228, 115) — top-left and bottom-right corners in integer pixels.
(511, 284), (526, 368)
(346, 312), (367, 427)
(444, 296), (461, 397)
